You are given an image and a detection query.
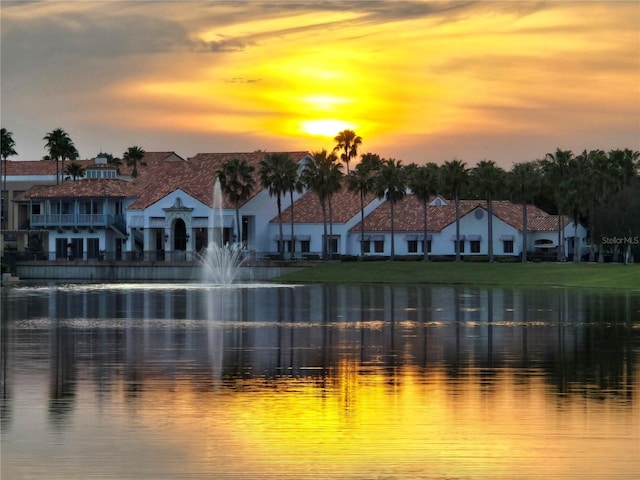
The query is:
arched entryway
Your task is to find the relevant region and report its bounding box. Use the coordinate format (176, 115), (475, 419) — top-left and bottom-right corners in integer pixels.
(173, 219), (187, 251)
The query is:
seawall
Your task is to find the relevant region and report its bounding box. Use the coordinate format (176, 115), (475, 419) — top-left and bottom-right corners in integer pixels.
(14, 261), (304, 282)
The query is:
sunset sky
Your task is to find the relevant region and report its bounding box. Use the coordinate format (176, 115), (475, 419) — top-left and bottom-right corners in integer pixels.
(1, 1), (639, 167)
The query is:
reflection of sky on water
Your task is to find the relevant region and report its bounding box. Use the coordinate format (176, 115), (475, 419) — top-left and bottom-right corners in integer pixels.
(1, 284), (639, 479)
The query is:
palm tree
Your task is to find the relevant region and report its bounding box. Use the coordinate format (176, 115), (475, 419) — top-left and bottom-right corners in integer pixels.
(585, 149), (614, 262)
(217, 157), (255, 246)
(374, 158), (406, 261)
(1, 128), (17, 195)
(64, 160), (85, 181)
(259, 152), (292, 259)
(283, 157), (304, 259)
(564, 150), (597, 262)
(325, 155), (344, 259)
(123, 146), (146, 178)
(542, 149), (573, 261)
(300, 150), (342, 260)
(333, 129), (362, 175)
(347, 158), (379, 257)
(407, 162), (440, 261)
(509, 161), (540, 263)
(472, 160), (506, 262)
(44, 128), (78, 184)
(441, 159), (469, 261)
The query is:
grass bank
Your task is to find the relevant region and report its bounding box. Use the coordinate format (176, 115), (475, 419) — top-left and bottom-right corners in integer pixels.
(276, 261), (640, 290)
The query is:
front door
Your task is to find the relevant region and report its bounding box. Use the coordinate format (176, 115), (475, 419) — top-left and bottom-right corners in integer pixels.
(174, 219), (187, 251)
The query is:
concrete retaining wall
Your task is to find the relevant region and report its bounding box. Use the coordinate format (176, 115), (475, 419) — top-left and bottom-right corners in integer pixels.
(15, 261), (304, 282)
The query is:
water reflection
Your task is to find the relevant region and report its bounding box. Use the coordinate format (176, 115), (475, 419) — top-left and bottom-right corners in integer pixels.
(1, 283), (639, 479)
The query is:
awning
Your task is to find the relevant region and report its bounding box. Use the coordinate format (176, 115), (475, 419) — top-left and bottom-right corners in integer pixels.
(192, 217), (209, 228)
(296, 235), (311, 241)
(467, 234), (481, 241)
(371, 235), (384, 241)
(274, 235), (293, 241)
(149, 217), (166, 228)
(500, 234), (514, 241)
(357, 235), (371, 241)
(404, 234), (433, 241)
(451, 235), (466, 241)
(212, 216), (234, 228)
(129, 215), (144, 228)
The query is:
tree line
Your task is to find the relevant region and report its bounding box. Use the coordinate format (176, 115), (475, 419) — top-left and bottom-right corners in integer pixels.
(1, 127), (147, 187)
(219, 130), (639, 263)
(2, 127), (639, 263)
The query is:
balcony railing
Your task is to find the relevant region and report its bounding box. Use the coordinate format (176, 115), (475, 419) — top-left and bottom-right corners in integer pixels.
(30, 213), (124, 229)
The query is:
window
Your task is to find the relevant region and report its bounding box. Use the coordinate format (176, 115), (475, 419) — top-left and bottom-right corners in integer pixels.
(56, 238), (68, 260)
(87, 238), (100, 259)
(329, 238), (338, 254)
(300, 240), (310, 253)
(277, 240), (292, 253)
(470, 241), (480, 253)
(363, 240), (371, 253)
(455, 240), (465, 253)
(323, 235), (339, 254)
(31, 203), (41, 215)
(425, 240), (432, 253)
(407, 240), (418, 253)
(503, 240), (514, 253)
(374, 240), (384, 253)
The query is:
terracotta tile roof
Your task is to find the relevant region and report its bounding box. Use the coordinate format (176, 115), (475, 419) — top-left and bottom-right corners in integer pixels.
(275, 186), (378, 224)
(120, 151), (184, 177)
(128, 151), (310, 210)
(490, 201), (570, 231)
(15, 179), (134, 200)
(5, 159), (94, 175)
(349, 197), (482, 233)
(348, 197), (570, 233)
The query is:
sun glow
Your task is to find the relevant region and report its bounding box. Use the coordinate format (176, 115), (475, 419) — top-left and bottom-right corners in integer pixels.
(301, 119), (355, 137)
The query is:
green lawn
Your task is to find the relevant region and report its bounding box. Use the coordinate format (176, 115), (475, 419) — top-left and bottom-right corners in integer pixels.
(276, 261), (640, 290)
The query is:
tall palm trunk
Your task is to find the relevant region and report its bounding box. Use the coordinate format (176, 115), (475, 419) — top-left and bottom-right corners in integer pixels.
(487, 197), (494, 262)
(289, 190), (295, 260)
(390, 201), (396, 261)
(422, 198), (429, 262)
(277, 195), (284, 259)
(557, 215), (562, 262)
(234, 205), (241, 247)
(454, 191), (461, 261)
(521, 198), (527, 263)
(328, 195), (334, 259)
(572, 209), (580, 263)
(321, 201), (328, 260)
(359, 189), (365, 258)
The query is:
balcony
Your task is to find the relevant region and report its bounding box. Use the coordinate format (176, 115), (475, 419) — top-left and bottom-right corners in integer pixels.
(31, 213), (125, 229)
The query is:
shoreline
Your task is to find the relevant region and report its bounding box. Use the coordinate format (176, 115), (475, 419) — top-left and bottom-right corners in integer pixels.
(275, 261), (640, 290)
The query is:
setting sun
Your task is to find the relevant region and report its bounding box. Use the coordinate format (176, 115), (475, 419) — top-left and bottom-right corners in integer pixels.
(301, 119), (355, 137)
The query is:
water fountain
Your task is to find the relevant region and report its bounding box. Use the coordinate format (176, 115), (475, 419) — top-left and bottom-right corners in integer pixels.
(197, 178), (247, 284)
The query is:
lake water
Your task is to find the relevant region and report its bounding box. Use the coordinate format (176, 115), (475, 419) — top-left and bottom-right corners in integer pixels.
(1, 282), (639, 479)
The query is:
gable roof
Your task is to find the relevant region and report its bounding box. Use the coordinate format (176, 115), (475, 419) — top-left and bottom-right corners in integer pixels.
(15, 179), (133, 200)
(120, 151), (185, 177)
(349, 196), (570, 234)
(489, 201), (570, 232)
(128, 151), (310, 210)
(275, 187), (378, 224)
(349, 196), (481, 233)
(5, 159), (94, 176)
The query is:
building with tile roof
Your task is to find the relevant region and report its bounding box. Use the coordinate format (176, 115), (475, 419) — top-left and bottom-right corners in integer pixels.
(4, 150), (586, 264)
